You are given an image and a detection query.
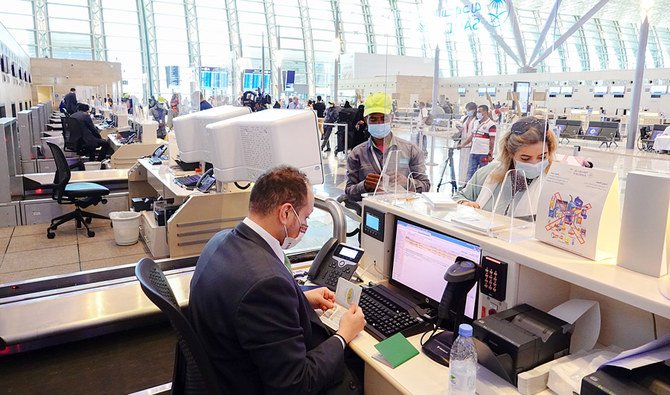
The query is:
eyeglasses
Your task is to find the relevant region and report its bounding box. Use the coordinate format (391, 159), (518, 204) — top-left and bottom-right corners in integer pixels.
(510, 118), (547, 135)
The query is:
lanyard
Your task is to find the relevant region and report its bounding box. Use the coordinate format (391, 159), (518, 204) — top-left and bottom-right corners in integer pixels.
(370, 143), (383, 173)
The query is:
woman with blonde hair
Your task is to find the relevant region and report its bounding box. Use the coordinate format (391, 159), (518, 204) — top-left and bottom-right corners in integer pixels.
(453, 116), (557, 216)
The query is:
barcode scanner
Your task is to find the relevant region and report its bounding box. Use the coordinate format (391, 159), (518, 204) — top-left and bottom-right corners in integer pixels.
(437, 257), (478, 331)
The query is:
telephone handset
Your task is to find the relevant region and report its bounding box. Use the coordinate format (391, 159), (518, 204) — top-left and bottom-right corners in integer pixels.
(307, 238), (364, 291)
(195, 168), (216, 193)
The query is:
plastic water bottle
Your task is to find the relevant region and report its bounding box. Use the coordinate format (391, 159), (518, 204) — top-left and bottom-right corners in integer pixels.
(448, 324), (477, 395)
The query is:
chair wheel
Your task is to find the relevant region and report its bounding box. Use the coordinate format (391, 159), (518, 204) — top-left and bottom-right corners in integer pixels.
(47, 231), (55, 239)
(85, 217), (92, 224)
(87, 230), (95, 237)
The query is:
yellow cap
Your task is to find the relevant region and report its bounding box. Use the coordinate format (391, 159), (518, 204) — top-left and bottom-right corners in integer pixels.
(363, 92), (393, 117)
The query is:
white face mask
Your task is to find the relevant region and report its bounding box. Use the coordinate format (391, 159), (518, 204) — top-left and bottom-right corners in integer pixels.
(467, 110), (475, 117)
(514, 159), (549, 179)
(476, 113), (483, 121)
(281, 206), (306, 249)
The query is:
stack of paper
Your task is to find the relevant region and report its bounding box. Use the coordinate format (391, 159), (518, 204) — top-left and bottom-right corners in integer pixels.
(421, 192), (457, 208)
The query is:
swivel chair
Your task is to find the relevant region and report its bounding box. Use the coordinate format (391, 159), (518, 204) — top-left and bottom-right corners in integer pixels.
(135, 258), (223, 395)
(46, 142), (110, 239)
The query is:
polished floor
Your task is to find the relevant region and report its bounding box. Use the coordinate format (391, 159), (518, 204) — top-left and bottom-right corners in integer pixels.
(2, 126), (670, 286)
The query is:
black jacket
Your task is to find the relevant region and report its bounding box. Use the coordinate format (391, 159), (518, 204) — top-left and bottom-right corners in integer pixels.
(63, 92), (78, 115)
(70, 111), (103, 148)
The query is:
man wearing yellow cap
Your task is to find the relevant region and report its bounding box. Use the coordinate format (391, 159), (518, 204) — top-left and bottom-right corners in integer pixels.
(345, 92), (430, 201)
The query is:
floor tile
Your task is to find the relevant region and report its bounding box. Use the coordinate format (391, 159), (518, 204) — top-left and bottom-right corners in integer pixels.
(0, 263), (81, 285)
(6, 233), (78, 253)
(80, 253), (149, 271)
(0, 227), (14, 238)
(76, 225), (116, 244)
(13, 222), (78, 237)
(78, 239), (148, 262)
(0, 238), (9, 254)
(0, 245), (79, 273)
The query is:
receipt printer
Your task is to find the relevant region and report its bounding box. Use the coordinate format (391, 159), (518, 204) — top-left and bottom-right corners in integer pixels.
(472, 304), (572, 385)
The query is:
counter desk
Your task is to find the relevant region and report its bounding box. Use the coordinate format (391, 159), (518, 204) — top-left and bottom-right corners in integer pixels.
(128, 158), (251, 258)
(108, 134), (163, 168)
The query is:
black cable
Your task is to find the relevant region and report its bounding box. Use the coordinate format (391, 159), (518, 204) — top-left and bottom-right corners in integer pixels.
(235, 182), (251, 190)
(652, 313), (658, 340)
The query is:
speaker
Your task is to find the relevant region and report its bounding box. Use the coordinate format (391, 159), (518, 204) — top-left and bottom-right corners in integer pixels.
(617, 171), (670, 277)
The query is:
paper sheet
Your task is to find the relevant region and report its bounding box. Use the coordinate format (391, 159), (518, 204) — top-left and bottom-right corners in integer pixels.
(548, 299), (600, 353)
(319, 277), (361, 331)
(601, 334), (670, 370)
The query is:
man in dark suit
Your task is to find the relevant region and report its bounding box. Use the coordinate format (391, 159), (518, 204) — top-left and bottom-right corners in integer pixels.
(63, 88), (78, 115)
(189, 166), (366, 394)
(70, 103), (112, 161)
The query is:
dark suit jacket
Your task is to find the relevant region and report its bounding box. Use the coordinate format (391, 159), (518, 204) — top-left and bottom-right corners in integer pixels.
(189, 222), (345, 394)
(313, 102), (326, 118)
(70, 111), (103, 148)
(63, 92), (78, 115)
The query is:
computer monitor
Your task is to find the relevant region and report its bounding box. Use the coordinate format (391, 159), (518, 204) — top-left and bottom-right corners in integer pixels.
(172, 105), (251, 163)
(390, 217), (482, 319)
(554, 124), (566, 135)
(207, 109), (324, 185)
(586, 126), (600, 137)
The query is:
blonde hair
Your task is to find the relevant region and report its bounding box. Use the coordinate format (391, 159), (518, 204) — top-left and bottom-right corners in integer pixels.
(490, 117), (557, 183)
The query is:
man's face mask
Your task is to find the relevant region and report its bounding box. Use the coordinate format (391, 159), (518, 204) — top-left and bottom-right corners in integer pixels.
(281, 206), (307, 249)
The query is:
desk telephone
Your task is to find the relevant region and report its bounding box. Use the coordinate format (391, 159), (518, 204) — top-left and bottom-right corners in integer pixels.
(307, 238), (364, 291)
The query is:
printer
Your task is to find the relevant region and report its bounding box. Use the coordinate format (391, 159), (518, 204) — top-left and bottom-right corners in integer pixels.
(472, 304), (573, 385)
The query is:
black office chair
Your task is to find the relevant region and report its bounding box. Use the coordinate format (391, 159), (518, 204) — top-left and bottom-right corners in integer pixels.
(46, 142), (110, 239)
(135, 258), (223, 395)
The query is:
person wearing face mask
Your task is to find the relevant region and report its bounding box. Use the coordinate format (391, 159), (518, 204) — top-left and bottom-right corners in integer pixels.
(190, 166), (366, 395)
(456, 102), (478, 187)
(462, 104), (497, 181)
(453, 116), (557, 217)
(346, 92), (431, 202)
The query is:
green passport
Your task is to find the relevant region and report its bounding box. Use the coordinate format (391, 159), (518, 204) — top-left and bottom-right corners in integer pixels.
(373, 333), (419, 368)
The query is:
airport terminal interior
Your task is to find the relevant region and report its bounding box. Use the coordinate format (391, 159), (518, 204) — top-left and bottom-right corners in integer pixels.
(0, 0), (670, 394)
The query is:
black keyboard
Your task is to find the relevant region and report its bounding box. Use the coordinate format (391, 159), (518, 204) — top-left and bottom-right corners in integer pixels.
(360, 286), (431, 341)
(174, 175), (200, 188)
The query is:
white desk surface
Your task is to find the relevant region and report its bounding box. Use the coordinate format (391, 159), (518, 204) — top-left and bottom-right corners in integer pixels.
(364, 197), (670, 320)
(138, 158), (201, 198)
(108, 134), (164, 148)
(653, 135), (670, 151)
(23, 169), (129, 185)
(46, 123), (63, 129)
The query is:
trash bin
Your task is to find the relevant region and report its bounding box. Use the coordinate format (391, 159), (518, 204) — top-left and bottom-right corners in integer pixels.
(110, 211), (141, 245)
(84, 161), (101, 171)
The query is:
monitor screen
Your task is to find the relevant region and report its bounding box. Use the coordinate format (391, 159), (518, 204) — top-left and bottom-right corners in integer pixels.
(587, 127), (600, 136)
(555, 124), (566, 134)
(650, 85), (667, 95)
(477, 88), (486, 96)
(651, 130), (664, 140)
(611, 86), (625, 95)
(487, 87), (496, 96)
(560, 87), (573, 95)
(391, 218), (481, 318)
(548, 87), (561, 95)
(458, 87), (466, 96)
(208, 109), (324, 185)
(593, 86), (608, 95)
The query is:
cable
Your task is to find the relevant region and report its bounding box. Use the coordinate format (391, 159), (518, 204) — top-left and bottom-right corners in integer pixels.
(234, 182), (251, 190)
(652, 313), (658, 340)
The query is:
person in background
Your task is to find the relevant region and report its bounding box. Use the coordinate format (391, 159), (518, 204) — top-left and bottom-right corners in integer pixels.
(200, 92), (213, 111)
(150, 97), (168, 138)
(70, 103), (112, 162)
(343, 100), (352, 109)
(189, 166), (366, 394)
(273, 100), (281, 109)
(63, 88), (78, 115)
(462, 104), (497, 181)
(321, 101), (339, 153)
(453, 117), (557, 217)
(288, 95), (303, 109)
(313, 95), (326, 118)
(306, 99), (314, 109)
(346, 92), (430, 202)
(456, 102), (478, 186)
(107, 98), (113, 107)
(167, 93), (180, 129)
(59, 97), (67, 114)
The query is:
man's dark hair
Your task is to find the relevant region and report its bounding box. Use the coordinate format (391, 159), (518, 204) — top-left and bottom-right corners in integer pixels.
(70, 88), (76, 92)
(77, 103), (90, 112)
(465, 102), (477, 111)
(317, 95), (322, 101)
(478, 104), (489, 113)
(249, 166), (309, 215)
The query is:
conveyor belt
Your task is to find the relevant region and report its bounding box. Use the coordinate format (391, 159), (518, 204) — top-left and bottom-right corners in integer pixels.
(0, 257), (197, 354)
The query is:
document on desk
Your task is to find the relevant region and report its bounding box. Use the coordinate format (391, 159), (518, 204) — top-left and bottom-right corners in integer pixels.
(600, 335), (670, 370)
(319, 278), (361, 331)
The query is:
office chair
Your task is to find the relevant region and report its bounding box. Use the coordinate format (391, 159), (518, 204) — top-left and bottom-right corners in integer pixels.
(46, 142), (110, 239)
(135, 258), (223, 395)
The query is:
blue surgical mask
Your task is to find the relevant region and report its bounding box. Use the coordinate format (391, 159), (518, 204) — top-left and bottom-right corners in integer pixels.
(476, 113), (483, 121)
(514, 159), (549, 179)
(368, 123), (392, 139)
(467, 110), (475, 117)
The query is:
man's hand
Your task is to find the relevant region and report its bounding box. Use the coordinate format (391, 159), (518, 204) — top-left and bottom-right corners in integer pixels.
(337, 304), (366, 344)
(459, 200), (481, 209)
(364, 173), (382, 192)
(304, 287), (335, 311)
